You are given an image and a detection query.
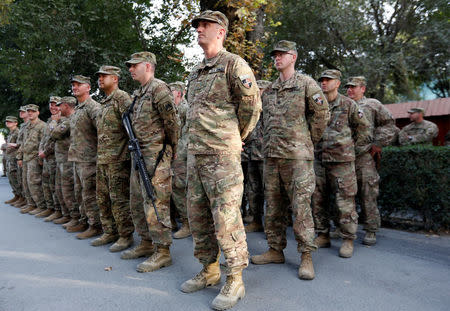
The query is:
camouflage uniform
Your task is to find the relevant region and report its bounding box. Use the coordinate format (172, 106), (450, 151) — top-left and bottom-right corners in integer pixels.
(398, 119), (438, 145)
(263, 72), (329, 252)
(186, 48), (261, 273)
(5, 127), (21, 196)
(354, 96), (398, 232)
(16, 121), (29, 202)
(96, 88), (134, 238)
(68, 97), (101, 227)
(39, 117), (60, 212)
(48, 116), (78, 219)
(312, 93), (371, 240)
(129, 77), (180, 247)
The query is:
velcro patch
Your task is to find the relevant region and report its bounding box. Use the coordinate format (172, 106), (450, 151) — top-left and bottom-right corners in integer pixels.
(312, 93), (323, 105)
(240, 75), (253, 89)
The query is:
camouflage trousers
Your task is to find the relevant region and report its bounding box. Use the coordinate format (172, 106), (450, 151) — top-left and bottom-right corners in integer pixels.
(247, 160), (264, 220)
(129, 149), (173, 246)
(264, 158), (317, 253)
(241, 161), (249, 216)
(356, 152), (381, 232)
(25, 158), (46, 209)
(56, 161), (79, 219)
(19, 164), (28, 200)
(187, 153), (248, 274)
(171, 157), (187, 221)
(6, 159), (21, 196)
(74, 162), (100, 226)
(312, 160), (358, 240)
(97, 161), (134, 237)
(42, 157), (60, 211)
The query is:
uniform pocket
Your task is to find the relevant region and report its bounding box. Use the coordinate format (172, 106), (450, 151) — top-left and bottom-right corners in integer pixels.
(215, 172), (244, 195)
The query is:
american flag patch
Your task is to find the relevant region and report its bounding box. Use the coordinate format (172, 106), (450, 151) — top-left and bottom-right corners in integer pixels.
(240, 75), (252, 89)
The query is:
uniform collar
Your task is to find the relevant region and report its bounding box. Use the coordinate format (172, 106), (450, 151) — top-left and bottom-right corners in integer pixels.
(136, 78), (155, 97)
(328, 93), (342, 109)
(101, 89), (118, 104)
(198, 48), (227, 70)
(271, 71), (300, 90)
(77, 96), (92, 109)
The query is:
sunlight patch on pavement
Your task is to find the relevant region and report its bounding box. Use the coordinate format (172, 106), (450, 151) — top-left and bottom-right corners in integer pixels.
(0, 250), (68, 263)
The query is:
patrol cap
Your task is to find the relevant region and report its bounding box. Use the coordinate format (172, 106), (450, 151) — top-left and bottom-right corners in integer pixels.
(26, 104), (40, 111)
(125, 52), (157, 67)
(19, 106), (27, 112)
(56, 96), (77, 106)
(270, 40), (297, 56)
(49, 96), (61, 103)
(345, 76), (366, 87)
(96, 65), (121, 77)
(318, 69), (342, 81)
(168, 81), (186, 93)
(5, 116), (18, 123)
(256, 80), (271, 90)
(191, 10), (229, 31)
(71, 75), (91, 85)
(407, 107), (425, 114)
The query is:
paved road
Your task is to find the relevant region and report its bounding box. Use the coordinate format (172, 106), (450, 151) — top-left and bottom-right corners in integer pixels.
(0, 177), (449, 311)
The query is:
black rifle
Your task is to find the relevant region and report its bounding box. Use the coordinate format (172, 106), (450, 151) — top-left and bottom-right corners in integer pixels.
(122, 97), (165, 222)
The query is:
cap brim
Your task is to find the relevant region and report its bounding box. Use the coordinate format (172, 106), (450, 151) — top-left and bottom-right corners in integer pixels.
(345, 82), (357, 87)
(71, 78), (90, 85)
(95, 70), (116, 76)
(192, 17), (221, 28)
(318, 75), (338, 81)
(270, 48), (291, 56)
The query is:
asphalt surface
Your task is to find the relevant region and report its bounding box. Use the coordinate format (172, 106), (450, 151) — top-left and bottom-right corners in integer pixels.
(0, 176), (449, 311)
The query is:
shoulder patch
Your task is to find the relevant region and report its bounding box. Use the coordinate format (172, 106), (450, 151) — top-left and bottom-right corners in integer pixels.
(312, 93), (323, 105)
(240, 74), (253, 89)
(358, 109), (364, 118)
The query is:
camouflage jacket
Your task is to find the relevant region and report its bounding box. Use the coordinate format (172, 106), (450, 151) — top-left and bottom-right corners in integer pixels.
(398, 119), (438, 146)
(97, 89), (132, 164)
(263, 72), (329, 160)
(186, 48), (261, 155)
(131, 77), (180, 158)
(15, 122), (28, 161)
(39, 117), (59, 160)
(48, 117), (71, 163)
(317, 93), (372, 162)
(244, 114), (263, 161)
(175, 99), (189, 161)
(356, 97), (399, 153)
(68, 97), (101, 163)
(18, 119), (46, 162)
(5, 128), (19, 160)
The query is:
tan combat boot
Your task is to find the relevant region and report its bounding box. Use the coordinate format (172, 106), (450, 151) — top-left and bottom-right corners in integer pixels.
(136, 245), (172, 273)
(245, 221), (263, 233)
(363, 232), (376, 246)
(13, 197), (27, 208)
(109, 236), (133, 252)
(314, 233), (331, 248)
(181, 261), (221, 293)
(36, 209), (53, 218)
(339, 239), (354, 258)
(329, 227), (341, 239)
(29, 207), (45, 215)
(5, 195), (20, 204)
(298, 252), (315, 280)
(211, 272), (245, 310)
(173, 221), (191, 239)
(20, 205), (36, 214)
(76, 225), (102, 239)
(44, 210), (62, 222)
(55, 216), (72, 225)
(120, 239), (154, 259)
(66, 221), (88, 233)
(91, 233), (119, 247)
(251, 248), (285, 265)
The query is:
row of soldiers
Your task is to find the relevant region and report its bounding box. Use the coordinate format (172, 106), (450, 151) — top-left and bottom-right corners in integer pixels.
(2, 10), (440, 311)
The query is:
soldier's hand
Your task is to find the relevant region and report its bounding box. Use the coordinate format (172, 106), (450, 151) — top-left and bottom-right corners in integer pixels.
(38, 151), (46, 159)
(242, 141), (245, 152)
(17, 160), (22, 167)
(370, 144), (382, 158)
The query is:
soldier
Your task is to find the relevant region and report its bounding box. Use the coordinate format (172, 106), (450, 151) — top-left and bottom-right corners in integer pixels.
(36, 96), (62, 219)
(312, 70), (371, 258)
(11, 106), (29, 208)
(4, 116), (21, 204)
(251, 41), (329, 281)
(66, 75), (102, 239)
(50, 97), (81, 226)
(168, 81), (191, 239)
(121, 51), (180, 273)
(91, 65), (134, 252)
(180, 11), (261, 310)
(244, 80), (271, 232)
(16, 104), (47, 215)
(346, 76), (399, 245)
(398, 108), (438, 145)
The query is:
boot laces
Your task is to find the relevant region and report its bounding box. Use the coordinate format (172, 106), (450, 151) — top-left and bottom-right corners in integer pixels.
(220, 275), (235, 295)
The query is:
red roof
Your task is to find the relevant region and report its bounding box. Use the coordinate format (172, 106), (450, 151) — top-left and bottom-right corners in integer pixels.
(384, 98), (450, 119)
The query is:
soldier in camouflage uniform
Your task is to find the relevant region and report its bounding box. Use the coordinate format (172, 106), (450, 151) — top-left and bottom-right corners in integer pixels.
(16, 104), (47, 215)
(4, 116), (21, 204)
(346, 76), (399, 245)
(398, 107), (438, 146)
(12, 107), (29, 208)
(36, 96), (62, 219)
(312, 70), (372, 258)
(67, 75), (102, 239)
(244, 80), (271, 233)
(180, 11), (261, 310)
(169, 81), (191, 239)
(91, 65), (134, 252)
(121, 52), (180, 273)
(50, 97), (80, 226)
(251, 41), (329, 281)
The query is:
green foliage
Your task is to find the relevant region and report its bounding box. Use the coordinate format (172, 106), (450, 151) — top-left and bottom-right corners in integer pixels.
(378, 145), (450, 230)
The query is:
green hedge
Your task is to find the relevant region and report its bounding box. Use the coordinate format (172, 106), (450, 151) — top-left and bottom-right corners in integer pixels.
(378, 145), (450, 231)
